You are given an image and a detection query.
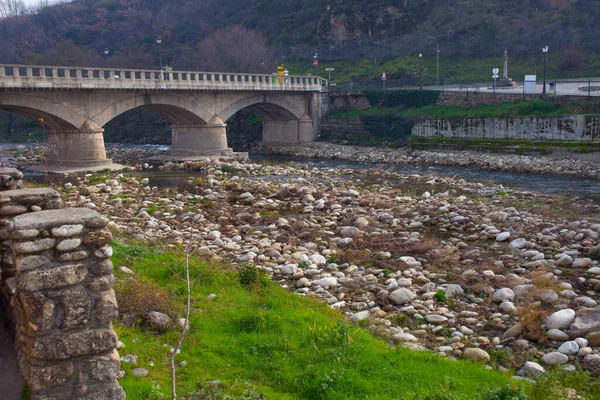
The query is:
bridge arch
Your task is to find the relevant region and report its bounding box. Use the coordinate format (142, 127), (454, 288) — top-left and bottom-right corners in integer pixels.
(217, 94), (305, 123)
(0, 93), (86, 131)
(91, 93), (213, 128)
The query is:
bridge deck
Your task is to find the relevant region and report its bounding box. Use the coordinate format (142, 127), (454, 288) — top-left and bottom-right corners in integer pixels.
(0, 64), (327, 92)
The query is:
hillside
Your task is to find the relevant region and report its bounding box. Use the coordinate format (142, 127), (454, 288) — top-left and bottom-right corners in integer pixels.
(0, 0), (598, 72)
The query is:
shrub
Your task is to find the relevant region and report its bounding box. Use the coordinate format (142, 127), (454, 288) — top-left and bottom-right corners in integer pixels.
(115, 277), (182, 325)
(363, 90), (441, 108)
(434, 289), (447, 302)
(482, 385), (528, 400)
(238, 264), (269, 287)
(360, 113), (414, 141)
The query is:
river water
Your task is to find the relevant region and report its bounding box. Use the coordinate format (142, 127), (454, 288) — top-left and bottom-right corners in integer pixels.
(7, 143), (600, 201)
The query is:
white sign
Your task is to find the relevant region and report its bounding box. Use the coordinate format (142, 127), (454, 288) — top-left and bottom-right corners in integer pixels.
(493, 74), (499, 79)
(492, 68), (499, 75)
(524, 75), (537, 94)
(381, 71), (387, 80)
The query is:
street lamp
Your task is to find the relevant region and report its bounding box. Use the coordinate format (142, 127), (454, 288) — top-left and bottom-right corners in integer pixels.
(156, 36), (163, 81)
(542, 45), (549, 94)
(419, 53), (423, 90)
(325, 67), (334, 91)
(435, 43), (440, 85)
(104, 48), (109, 70)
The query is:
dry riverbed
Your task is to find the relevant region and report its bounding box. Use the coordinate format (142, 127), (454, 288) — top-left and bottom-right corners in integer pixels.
(3, 144), (600, 386)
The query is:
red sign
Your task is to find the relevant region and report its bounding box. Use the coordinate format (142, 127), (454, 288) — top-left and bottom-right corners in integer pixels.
(313, 59), (318, 67)
(382, 71), (387, 80)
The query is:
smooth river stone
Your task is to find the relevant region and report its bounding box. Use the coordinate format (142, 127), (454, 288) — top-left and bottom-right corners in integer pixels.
(56, 238), (82, 252)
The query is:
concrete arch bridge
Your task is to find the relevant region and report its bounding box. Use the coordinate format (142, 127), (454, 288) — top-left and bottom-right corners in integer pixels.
(0, 64), (328, 168)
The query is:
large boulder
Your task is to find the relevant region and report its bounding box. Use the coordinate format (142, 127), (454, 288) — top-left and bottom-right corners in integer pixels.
(569, 307), (600, 338)
(147, 311), (172, 332)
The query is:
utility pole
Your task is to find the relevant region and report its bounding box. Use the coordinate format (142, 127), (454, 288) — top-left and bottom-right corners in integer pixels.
(435, 43), (440, 85)
(419, 53), (423, 90)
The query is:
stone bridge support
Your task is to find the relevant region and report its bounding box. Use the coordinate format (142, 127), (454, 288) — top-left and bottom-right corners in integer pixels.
(167, 119), (232, 157)
(47, 129), (112, 169)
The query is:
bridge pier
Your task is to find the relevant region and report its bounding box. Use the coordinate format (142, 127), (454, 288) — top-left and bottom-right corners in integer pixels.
(262, 117), (316, 147)
(166, 121), (233, 157)
(47, 127), (112, 169)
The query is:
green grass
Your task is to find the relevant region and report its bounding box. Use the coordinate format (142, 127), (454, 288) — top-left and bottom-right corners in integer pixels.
(111, 241), (516, 400)
(288, 51), (600, 85)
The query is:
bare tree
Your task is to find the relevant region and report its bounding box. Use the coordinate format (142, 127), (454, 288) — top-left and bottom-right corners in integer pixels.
(196, 25), (275, 73)
(0, 0), (27, 18)
(170, 231), (193, 400)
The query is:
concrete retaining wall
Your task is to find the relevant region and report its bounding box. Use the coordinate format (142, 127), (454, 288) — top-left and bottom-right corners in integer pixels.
(412, 115), (600, 141)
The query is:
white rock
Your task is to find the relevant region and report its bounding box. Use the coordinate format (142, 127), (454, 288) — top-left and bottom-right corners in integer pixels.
(389, 288), (416, 305)
(492, 288), (515, 303)
(425, 315), (448, 324)
(315, 277), (337, 288)
(572, 258), (592, 268)
(496, 232), (511, 242)
(354, 217), (369, 229)
(557, 341), (579, 355)
(541, 352), (569, 365)
(392, 333), (419, 343)
(555, 255), (573, 267)
(545, 309), (576, 330)
(546, 329), (569, 341)
(349, 311), (370, 322)
(519, 361), (546, 377)
(508, 238), (527, 250)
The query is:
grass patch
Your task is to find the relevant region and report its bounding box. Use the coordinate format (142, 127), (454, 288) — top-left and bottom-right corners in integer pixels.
(111, 241), (513, 399)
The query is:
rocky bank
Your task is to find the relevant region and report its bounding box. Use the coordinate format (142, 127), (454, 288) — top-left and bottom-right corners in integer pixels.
(2, 144), (600, 386)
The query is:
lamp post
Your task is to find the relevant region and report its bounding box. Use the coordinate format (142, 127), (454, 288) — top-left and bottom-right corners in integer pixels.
(435, 43), (440, 85)
(156, 36), (163, 81)
(325, 67), (334, 91)
(542, 45), (548, 94)
(104, 48), (109, 69)
(419, 53), (423, 90)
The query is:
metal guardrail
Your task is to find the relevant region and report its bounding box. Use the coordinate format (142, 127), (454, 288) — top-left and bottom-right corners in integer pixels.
(330, 78), (600, 97)
(0, 64), (327, 92)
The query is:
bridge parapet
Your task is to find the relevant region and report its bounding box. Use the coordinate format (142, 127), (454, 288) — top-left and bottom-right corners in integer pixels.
(0, 64), (327, 92)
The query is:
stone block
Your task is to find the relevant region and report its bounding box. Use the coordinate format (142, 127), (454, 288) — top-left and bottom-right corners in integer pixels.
(26, 362), (73, 391)
(30, 329), (117, 360)
(83, 349), (121, 383)
(51, 224), (84, 237)
(13, 208), (99, 232)
(83, 231), (112, 247)
(13, 238), (56, 254)
(86, 275), (114, 292)
(57, 250), (89, 262)
(89, 259), (113, 276)
(18, 263), (87, 292)
(56, 238), (82, 252)
(11, 229), (40, 239)
(60, 287), (90, 330)
(94, 245), (113, 259)
(19, 292), (54, 334)
(17, 255), (51, 272)
(85, 216), (109, 229)
(96, 290), (118, 325)
(0, 205), (28, 216)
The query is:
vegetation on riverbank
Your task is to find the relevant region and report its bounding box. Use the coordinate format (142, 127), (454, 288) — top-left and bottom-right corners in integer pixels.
(328, 100), (600, 121)
(111, 240), (519, 400)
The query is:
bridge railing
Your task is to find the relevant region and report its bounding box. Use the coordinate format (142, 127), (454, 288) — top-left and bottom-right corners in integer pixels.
(0, 64), (327, 92)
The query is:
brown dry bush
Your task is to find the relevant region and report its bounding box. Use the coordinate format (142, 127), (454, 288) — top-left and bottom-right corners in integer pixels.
(115, 277), (183, 326)
(517, 304), (550, 342)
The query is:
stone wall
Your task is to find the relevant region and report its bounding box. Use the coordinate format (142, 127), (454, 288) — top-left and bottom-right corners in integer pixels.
(326, 91), (600, 112)
(320, 117), (370, 141)
(327, 91), (370, 113)
(437, 92), (600, 108)
(0, 188), (63, 329)
(0, 177), (124, 399)
(412, 115), (600, 142)
(11, 208), (124, 400)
